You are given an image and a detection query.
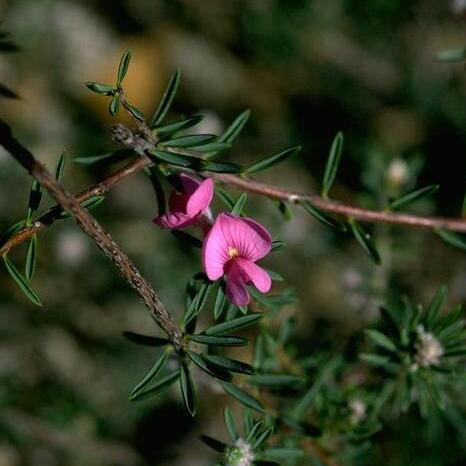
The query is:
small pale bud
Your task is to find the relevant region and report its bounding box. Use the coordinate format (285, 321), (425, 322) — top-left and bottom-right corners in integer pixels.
(386, 158), (409, 188)
(414, 325), (443, 368)
(225, 439), (255, 466)
(349, 399), (367, 425)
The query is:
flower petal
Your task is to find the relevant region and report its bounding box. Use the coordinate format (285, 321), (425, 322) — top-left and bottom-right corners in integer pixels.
(234, 257), (272, 293)
(217, 213), (272, 262)
(178, 173), (202, 195)
(186, 177), (214, 217)
(168, 192), (189, 213)
(153, 212), (197, 229)
(202, 216), (231, 280)
(225, 262), (250, 306)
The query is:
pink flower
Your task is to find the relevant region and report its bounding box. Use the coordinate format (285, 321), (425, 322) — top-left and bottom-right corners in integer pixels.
(202, 212), (272, 307)
(153, 174), (214, 230)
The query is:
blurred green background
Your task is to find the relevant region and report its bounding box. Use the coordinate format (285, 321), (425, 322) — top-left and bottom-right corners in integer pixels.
(0, 1), (465, 465)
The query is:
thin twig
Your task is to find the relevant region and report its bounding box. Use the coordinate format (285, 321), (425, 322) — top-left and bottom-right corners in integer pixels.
(0, 119), (183, 350)
(2, 124), (466, 258)
(0, 156), (150, 255)
(214, 174), (466, 232)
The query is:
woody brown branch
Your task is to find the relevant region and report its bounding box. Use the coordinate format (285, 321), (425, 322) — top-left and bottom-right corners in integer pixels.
(0, 119), (183, 350)
(2, 123), (466, 258)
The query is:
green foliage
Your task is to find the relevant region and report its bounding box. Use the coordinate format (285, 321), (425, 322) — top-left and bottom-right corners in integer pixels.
(322, 131), (344, 198)
(245, 146), (301, 174)
(150, 69), (181, 129)
(3, 254), (41, 306)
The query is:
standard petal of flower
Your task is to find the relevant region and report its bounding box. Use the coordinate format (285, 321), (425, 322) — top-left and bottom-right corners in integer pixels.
(178, 173), (202, 194)
(186, 178), (214, 217)
(202, 218), (231, 280)
(225, 262), (250, 306)
(217, 213), (272, 262)
(234, 257), (272, 293)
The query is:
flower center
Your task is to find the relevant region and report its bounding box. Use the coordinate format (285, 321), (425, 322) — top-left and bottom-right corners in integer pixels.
(228, 246), (239, 259)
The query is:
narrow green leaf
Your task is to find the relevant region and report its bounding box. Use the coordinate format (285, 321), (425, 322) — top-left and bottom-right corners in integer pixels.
(74, 149), (133, 165)
(273, 199), (293, 221)
(85, 82), (115, 95)
(25, 234), (38, 280)
(126, 104), (144, 122)
(129, 369), (180, 401)
(26, 180), (43, 225)
(224, 406), (239, 441)
(0, 83), (18, 99)
(365, 329), (397, 352)
(444, 345), (466, 356)
(180, 363), (197, 416)
(82, 196), (105, 210)
(322, 131), (343, 198)
(129, 350), (170, 400)
(155, 115), (203, 135)
(261, 448), (304, 462)
(122, 331), (170, 346)
(150, 149), (194, 167)
(249, 373), (303, 387)
(253, 425), (274, 449)
(435, 228), (466, 252)
(246, 146), (301, 174)
(171, 230), (202, 248)
(300, 201), (347, 232)
(146, 166), (165, 215)
(349, 219), (381, 264)
(109, 94), (120, 116)
(59, 196), (105, 219)
(3, 255), (41, 306)
(230, 193), (248, 215)
(359, 353), (391, 366)
(425, 285), (448, 329)
(435, 47), (466, 62)
(55, 152), (66, 182)
(189, 334), (247, 347)
(160, 134), (216, 148)
(434, 305), (464, 333)
(202, 160), (243, 174)
(246, 420), (264, 442)
(200, 435), (228, 453)
(0, 220), (25, 245)
(218, 109), (250, 144)
(215, 187), (235, 209)
(150, 69), (181, 128)
(206, 313), (263, 335)
(184, 282), (213, 326)
(117, 49), (132, 84)
(213, 284), (227, 320)
(221, 382), (265, 413)
(192, 141), (231, 154)
(187, 352), (233, 382)
(203, 355), (255, 375)
(293, 357), (340, 419)
(389, 184), (439, 211)
(243, 409), (254, 435)
(271, 240), (286, 252)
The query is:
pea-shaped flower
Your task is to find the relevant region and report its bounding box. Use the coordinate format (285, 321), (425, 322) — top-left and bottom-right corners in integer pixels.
(153, 174), (214, 230)
(202, 212), (272, 306)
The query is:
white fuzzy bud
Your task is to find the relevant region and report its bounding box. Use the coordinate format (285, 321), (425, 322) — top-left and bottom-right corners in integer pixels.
(349, 399), (367, 425)
(225, 439), (255, 466)
(414, 325), (443, 368)
(386, 158), (409, 188)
